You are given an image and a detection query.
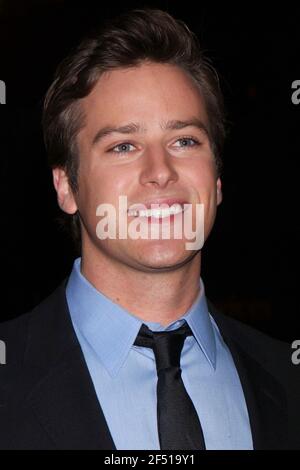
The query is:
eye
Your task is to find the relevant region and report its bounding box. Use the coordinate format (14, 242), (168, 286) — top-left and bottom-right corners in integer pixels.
(109, 142), (136, 154)
(173, 137), (200, 148)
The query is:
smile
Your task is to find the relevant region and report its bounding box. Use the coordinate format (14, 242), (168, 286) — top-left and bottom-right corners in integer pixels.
(128, 203), (185, 218)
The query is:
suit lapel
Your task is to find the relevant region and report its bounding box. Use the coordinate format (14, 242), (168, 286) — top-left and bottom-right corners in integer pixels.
(23, 279), (116, 450)
(27, 344), (116, 450)
(210, 308), (288, 449)
(227, 336), (288, 449)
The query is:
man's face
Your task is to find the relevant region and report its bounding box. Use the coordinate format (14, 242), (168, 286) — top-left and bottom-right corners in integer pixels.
(55, 62), (222, 272)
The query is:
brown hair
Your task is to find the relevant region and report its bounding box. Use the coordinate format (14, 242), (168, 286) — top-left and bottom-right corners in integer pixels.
(43, 8), (226, 253)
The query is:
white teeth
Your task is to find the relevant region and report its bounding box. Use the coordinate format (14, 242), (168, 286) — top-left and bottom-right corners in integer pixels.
(128, 204), (184, 218)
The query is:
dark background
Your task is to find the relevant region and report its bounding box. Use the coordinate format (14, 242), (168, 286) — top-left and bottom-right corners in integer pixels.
(0, 0), (299, 341)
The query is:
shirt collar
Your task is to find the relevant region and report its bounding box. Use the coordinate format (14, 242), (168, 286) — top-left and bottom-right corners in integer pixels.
(66, 257), (216, 378)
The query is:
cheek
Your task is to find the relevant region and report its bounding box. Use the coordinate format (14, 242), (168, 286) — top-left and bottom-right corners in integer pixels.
(186, 161), (217, 196)
(79, 168), (134, 220)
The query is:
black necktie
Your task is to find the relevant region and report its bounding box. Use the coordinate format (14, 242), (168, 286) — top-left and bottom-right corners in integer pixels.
(134, 321), (206, 450)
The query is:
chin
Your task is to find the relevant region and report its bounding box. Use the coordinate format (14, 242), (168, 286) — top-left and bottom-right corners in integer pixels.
(134, 239), (197, 271)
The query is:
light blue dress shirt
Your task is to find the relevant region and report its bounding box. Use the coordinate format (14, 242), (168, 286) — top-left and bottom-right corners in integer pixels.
(66, 258), (253, 450)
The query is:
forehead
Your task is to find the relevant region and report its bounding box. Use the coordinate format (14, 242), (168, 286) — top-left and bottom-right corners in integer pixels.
(80, 62), (208, 131)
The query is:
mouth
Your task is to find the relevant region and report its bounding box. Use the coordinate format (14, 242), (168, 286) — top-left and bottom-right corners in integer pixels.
(127, 203), (185, 219)
(127, 197), (190, 220)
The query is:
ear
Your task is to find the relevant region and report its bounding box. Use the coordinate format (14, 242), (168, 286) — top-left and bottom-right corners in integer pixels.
(52, 168), (78, 214)
(216, 177), (222, 205)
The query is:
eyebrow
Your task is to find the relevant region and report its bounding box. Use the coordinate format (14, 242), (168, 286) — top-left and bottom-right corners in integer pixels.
(91, 118), (209, 146)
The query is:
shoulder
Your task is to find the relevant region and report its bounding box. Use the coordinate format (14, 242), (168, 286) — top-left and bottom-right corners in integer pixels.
(0, 280), (69, 364)
(208, 299), (299, 388)
(208, 299), (291, 354)
(0, 307), (32, 365)
(0, 278), (76, 400)
(0, 279), (81, 448)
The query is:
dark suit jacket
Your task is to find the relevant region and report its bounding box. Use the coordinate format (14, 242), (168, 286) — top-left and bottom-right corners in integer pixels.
(0, 279), (299, 450)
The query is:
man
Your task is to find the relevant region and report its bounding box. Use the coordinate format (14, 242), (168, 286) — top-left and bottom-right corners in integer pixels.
(0, 8), (299, 450)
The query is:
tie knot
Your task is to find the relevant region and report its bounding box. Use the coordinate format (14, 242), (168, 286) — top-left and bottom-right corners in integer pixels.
(134, 321), (193, 372)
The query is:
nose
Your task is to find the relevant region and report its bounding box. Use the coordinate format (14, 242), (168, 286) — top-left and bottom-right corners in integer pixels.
(139, 145), (179, 189)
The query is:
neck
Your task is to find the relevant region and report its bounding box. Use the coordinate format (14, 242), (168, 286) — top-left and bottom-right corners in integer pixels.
(80, 245), (202, 327)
